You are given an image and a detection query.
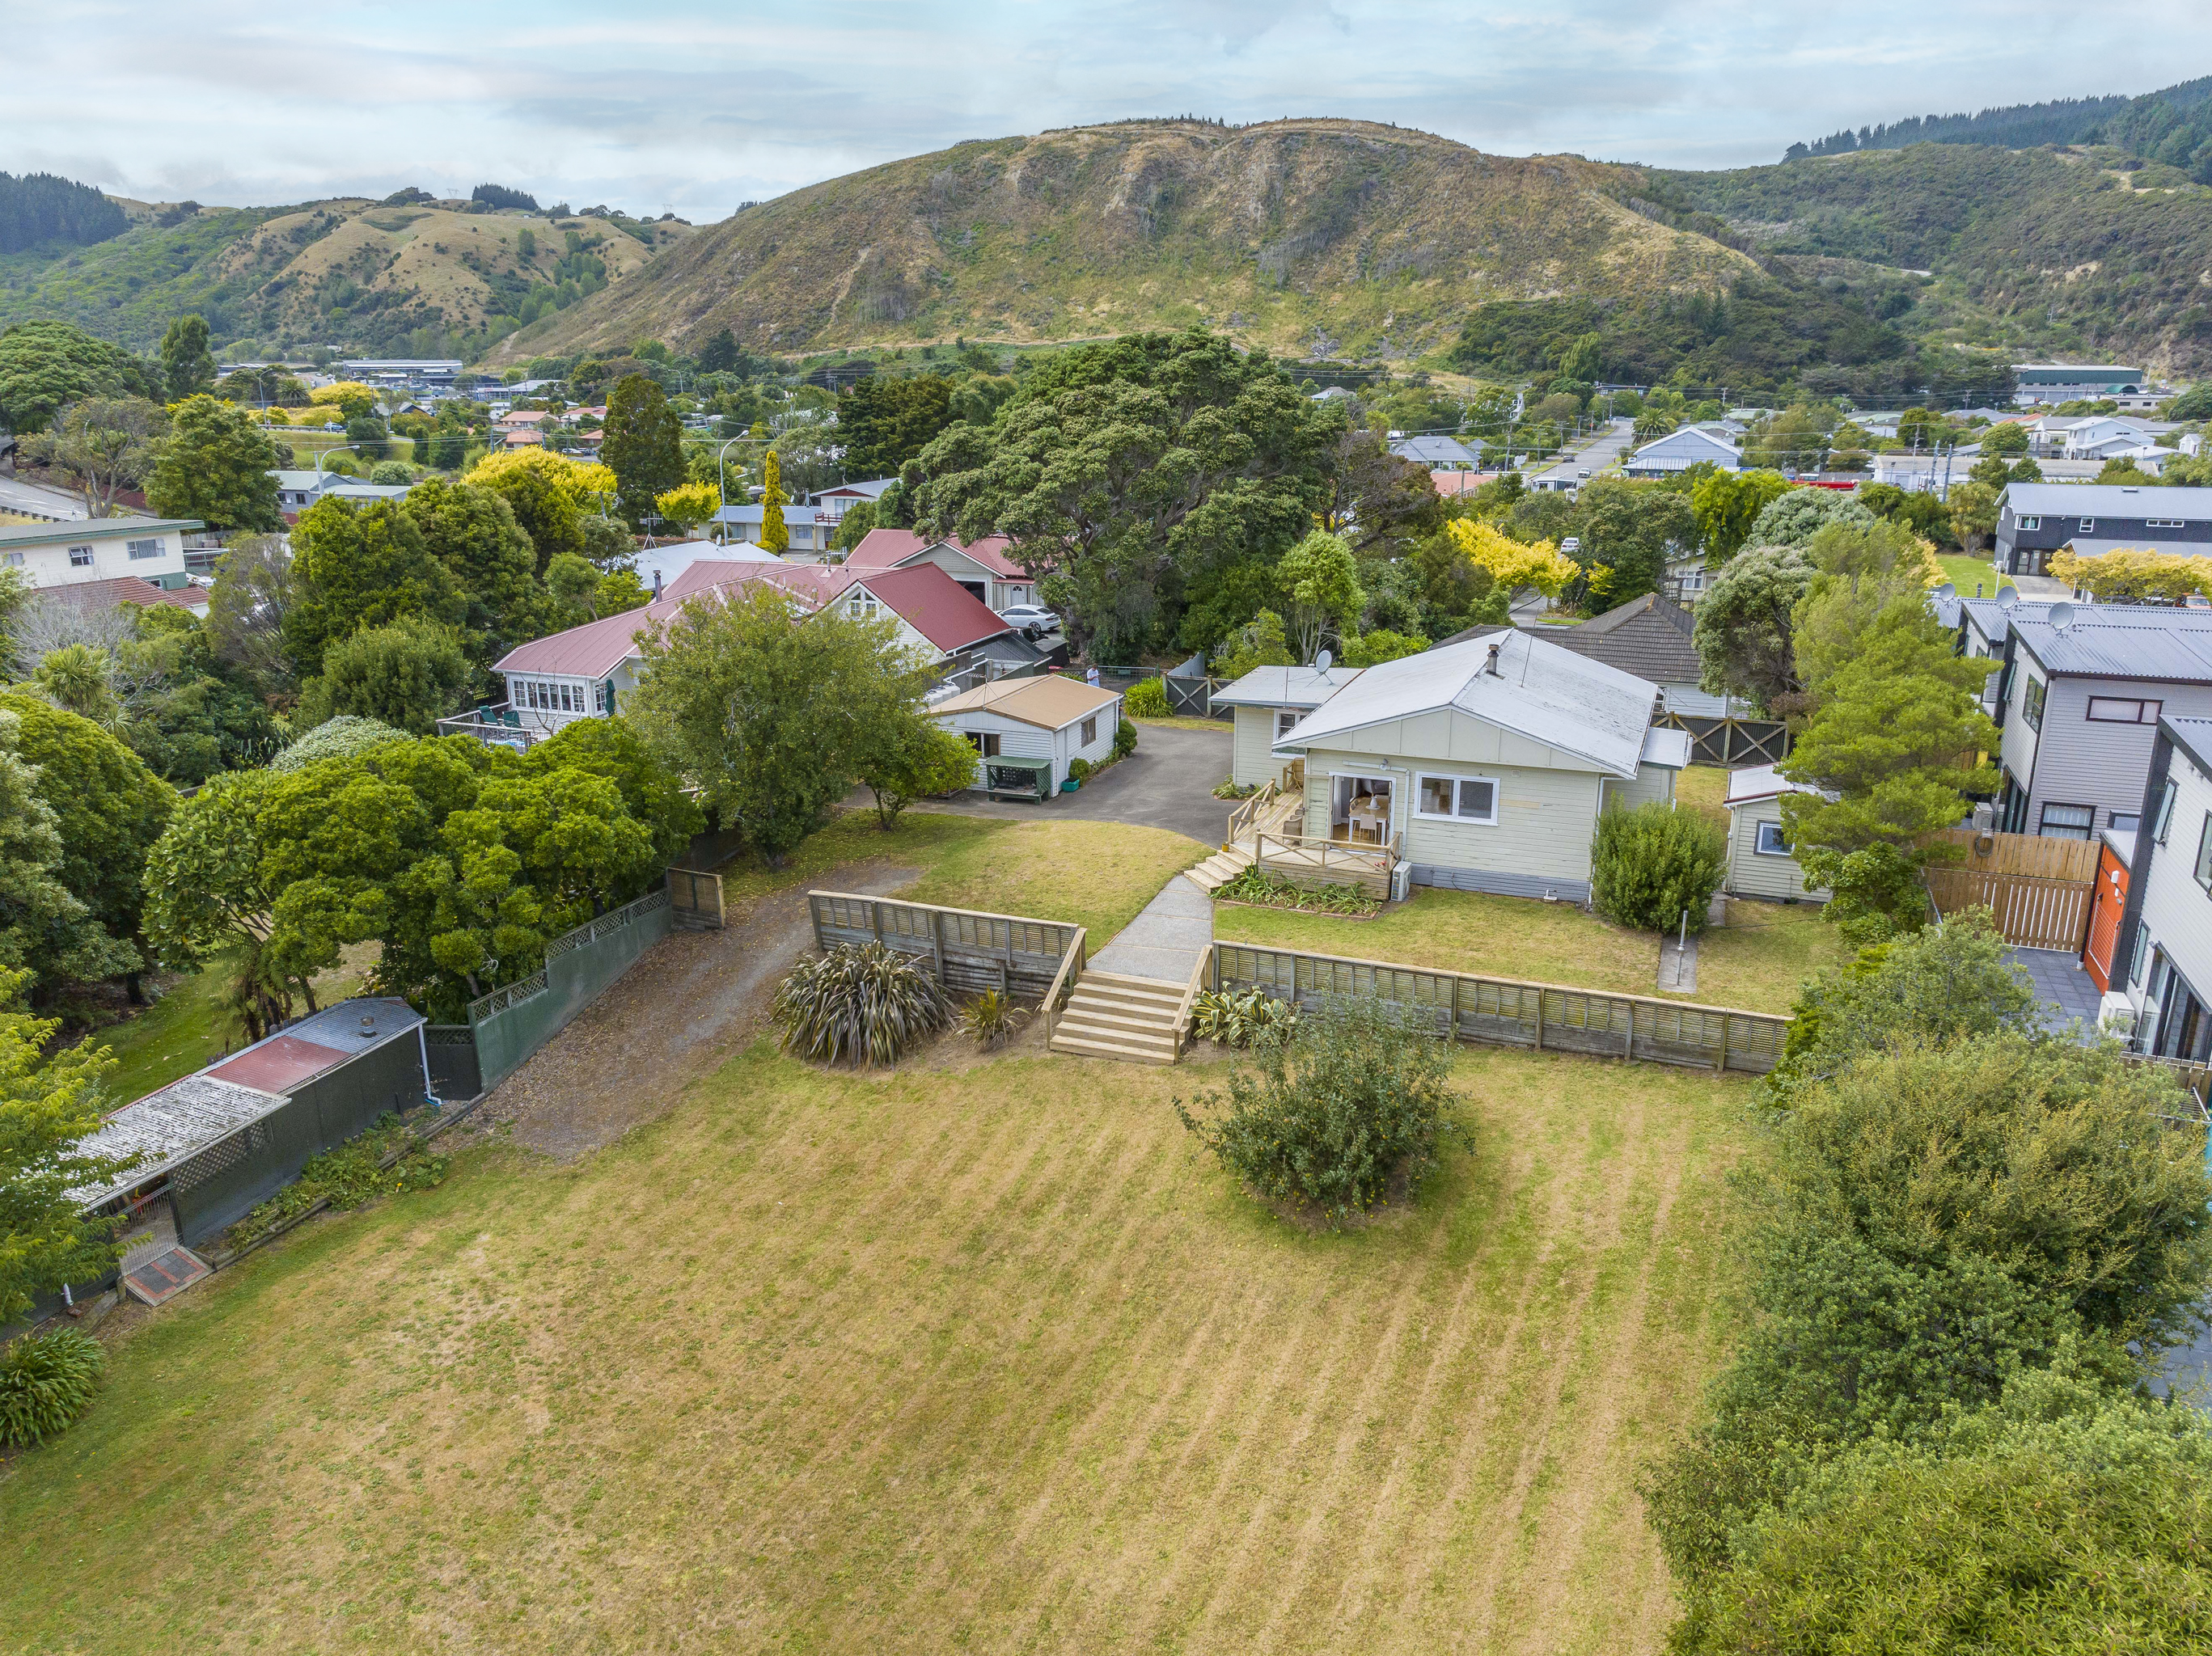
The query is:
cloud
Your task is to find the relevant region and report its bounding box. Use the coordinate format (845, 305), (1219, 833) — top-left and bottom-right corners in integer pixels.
(6, 0), (2210, 215)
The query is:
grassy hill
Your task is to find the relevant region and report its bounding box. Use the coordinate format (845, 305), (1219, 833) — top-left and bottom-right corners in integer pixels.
(0, 195), (692, 357)
(497, 118), (1757, 365)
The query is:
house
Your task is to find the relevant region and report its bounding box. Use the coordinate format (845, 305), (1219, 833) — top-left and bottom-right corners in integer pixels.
(0, 517), (201, 589)
(1994, 483), (2212, 578)
(1267, 629), (1693, 902)
(482, 560), (1034, 742)
(1871, 449), (1973, 491)
(2111, 716), (2212, 1062)
(1428, 471), (1499, 502)
(1624, 427), (1740, 479)
(622, 537), (781, 597)
(809, 477), (899, 523)
(29, 573), (209, 620)
(1721, 765), (1830, 902)
(1209, 664), (1366, 790)
(1389, 434), (1485, 468)
(501, 429), (546, 449)
(837, 528), (1041, 611)
(1990, 607), (2212, 839)
(709, 502), (836, 556)
(1512, 593), (1740, 717)
(928, 675), (1124, 801)
(2083, 826), (2134, 993)
(271, 469), (352, 511)
(2012, 364), (2147, 405)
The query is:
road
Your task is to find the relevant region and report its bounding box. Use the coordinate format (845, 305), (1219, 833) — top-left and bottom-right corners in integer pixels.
(1527, 416), (1636, 492)
(0, 473), (87, 521)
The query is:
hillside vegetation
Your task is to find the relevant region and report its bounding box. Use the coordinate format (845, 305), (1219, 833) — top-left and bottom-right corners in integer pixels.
(504, 118), (1755, 364)
(0, 196), (691, 357)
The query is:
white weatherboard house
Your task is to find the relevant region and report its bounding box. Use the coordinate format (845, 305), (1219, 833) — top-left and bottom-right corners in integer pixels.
(0, 518), (201, 589)
(1271, 630), (1692, 902)
(928, 675), (1123, 800)
(1625, 426), (1741, 479)
(1210, 664), (1365, 790)
(1722, 765), (1831, 902)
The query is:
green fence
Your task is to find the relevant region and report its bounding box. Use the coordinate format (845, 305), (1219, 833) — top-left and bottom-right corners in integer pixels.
(469, 889), (674, 1089)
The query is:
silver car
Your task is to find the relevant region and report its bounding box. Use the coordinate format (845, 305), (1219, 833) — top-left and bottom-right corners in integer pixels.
(996, 604), (1060, 638)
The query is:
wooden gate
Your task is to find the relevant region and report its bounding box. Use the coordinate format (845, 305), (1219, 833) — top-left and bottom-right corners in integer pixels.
(1164, 673), (1225, 718)
(1656, 712), (1790, 767)
(666, 867), (725, 931)
(1922, 829), (2097, 952)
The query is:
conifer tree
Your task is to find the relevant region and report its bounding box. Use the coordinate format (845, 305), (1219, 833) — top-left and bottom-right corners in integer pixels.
(759, 450), (788, 554)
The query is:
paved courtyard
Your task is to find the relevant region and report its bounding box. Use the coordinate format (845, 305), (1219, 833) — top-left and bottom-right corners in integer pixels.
(2005, 945), (2105, 1035)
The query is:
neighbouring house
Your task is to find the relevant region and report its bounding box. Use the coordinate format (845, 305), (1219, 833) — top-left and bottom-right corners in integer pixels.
(272, 469), (353, 511)
(28, 573), (209, 621)
(478, 560), (1038, 744)
(1389, 434), (1485, 468)
(1428, 471), (1499, 502)
(501, 429), (546, 449)
(622, 537), (781, 596)
(1994, 482), (2212, 579)
(1267, 629), (1693, 902)
(836, 528), (1042, 612)
(2083, 825), (2134, 992)
(1512, 593), (1746, 718)
(928, 675), (1124, 801)
(1991, 607), (2212, 838)
(0, 517), (201, 589)
(1722, 764), (1831, 903)
(1624, 426), (1741, 479)
(2113, 716), (2212, 1062)
(1871, 449), (1974, 492)
(709, 502), (836, 556)
(809, 478), (899, 523)
(1209, 664), (1366, 790)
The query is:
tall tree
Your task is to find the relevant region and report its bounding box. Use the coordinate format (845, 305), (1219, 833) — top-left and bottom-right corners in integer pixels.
(30, 395), (165, 517)
(1693, 543), (1817, 715)
(758, 449), (788, 553)
(400, 476), (551, 664)
(1313, 426), (1442, 559)
(1276, 530), (1364, 662)
(0, 708), (139, 995)
(157, 314), (218, 402)
(1571, 476), (1698, 609)
(601, 373), (684, 529)
(696, 327), (741, 374)
(295, 615), (472, 735)
(144, 394), (285, 531)
(838, 374), (955, 479)
(0, 319), (159, 436)
(1689, 466), (1795, 563)
(283, 497), (466, 677)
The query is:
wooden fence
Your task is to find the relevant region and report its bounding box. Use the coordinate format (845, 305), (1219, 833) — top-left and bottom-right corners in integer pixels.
(1656, 712), (1790, 767)
(809, 891), (1083, 1000)
(666, 867), (725, 930)
(1922, 828), (2098, 951)
(1212, 942), (1791, 1075)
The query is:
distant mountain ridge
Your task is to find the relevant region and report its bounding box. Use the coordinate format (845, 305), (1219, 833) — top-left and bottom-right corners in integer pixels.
(1787, 74), (2212, 179)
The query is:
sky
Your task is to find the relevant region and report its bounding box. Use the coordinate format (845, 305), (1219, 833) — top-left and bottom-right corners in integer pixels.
(8, 1), (2212, 221)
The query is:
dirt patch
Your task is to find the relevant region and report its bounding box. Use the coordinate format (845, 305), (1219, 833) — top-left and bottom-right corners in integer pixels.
(464, 859), (920, 1160)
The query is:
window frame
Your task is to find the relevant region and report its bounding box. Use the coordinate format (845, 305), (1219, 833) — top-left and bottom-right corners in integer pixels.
(2019, 515), (2041, 530)
(1079, 716), (1097, 747)
(1275, 708), (1301, 741)
(2038, 801), (2096, 841)
(2155, 777), (2179, 843)
(2196, 812), (2212, 893)
(125, 537), (162, 560)
(2021, 674), (2047, 731)
(2087, 697), (2162, 724)
(67, 544), (95, 567)
(2079, 518), (2096, 533)
(1415, 771), (1499, 827)
(1753, 820), (1792, 857)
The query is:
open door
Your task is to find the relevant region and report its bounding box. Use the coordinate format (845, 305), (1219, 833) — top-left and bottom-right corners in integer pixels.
(1330, 775), (1394, 845)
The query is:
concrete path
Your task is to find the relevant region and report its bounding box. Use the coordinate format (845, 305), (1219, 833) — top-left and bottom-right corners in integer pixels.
(1089, 872), (1214, 985)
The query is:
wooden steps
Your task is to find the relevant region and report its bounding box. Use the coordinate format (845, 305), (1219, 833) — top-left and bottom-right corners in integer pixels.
(1049, 971), (1186, 1065)
(1184, 843), (1254, 895)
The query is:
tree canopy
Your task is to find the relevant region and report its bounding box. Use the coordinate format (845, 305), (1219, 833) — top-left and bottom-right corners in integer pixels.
(0, 319), (159, 436)
(283, 497), (466, 678)
(602, 374), (684, 529)
(144, 394), (285, 532)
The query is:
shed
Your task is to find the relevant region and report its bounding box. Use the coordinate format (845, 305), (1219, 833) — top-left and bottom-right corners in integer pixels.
(1722, 765), (1830, 902)
(1209, 664), (1364, 788)
(928, 675), (1124, 799)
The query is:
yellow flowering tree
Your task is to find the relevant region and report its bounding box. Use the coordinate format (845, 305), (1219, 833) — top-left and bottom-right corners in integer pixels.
(2050, 547), (2210, 603)
(654, 481), (722, 536)
(1443, 519), (1581, 598)
(466, 447), (616, 510)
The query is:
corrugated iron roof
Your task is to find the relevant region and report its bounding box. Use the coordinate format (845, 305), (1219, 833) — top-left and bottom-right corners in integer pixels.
(2003, 482), (2211, 518)
(2164, 715), (2212, 775)
(1275, 629), (1660, 779)
(71, 1075), (288, 1208)
(842, 528), (1026, 580)
(929, 673), (1121, 729)
(2012, 617), (2212, 682)
(1210, 665), (1365, 709)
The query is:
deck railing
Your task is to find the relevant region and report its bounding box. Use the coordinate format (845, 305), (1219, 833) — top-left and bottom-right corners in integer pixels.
(1224, 781), (1280, 846)
(1254, 830), (1399, 893)
(435, 702), (548, 749)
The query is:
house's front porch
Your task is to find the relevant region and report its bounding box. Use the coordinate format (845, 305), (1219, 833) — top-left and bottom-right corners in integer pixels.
(1186, 781), (1402, 899)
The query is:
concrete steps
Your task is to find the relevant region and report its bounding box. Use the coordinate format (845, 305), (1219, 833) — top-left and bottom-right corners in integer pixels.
(1184, 843), (1255, 895)
(1049, 970), (1187, 1065)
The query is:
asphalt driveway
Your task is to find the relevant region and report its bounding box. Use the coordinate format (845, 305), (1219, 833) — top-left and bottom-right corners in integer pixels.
(911, 720), (1234, 844)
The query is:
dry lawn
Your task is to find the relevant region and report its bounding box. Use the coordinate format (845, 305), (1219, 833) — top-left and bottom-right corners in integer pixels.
(1, 1041), (1749, 1654)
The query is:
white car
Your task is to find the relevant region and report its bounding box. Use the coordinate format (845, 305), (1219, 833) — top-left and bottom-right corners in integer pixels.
(996, 604), (1060, 637)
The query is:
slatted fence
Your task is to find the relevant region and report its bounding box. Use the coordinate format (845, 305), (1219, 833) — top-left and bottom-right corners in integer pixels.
(809, 891), (1082, 999)
(1922, 828), (2098, 951)
(667, 866), (725, 930)
(1212, 942), (1790, 1075)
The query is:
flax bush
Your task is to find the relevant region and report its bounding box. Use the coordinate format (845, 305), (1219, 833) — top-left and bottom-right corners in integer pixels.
(772, 941), (951, 1067)
(1122, 677), (1169, 719)
(0, 1329), (106, 1448)
(1590, 801), (1725, 933)
(1175, 997), (1459, 1227)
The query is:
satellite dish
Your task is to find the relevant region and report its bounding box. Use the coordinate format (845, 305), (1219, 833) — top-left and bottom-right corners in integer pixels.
(1933, 581), (1956, 600)
(2048, 601), (2076, 632)
(1997, 585), (2020, 609)
(1315, 649), (1333, 673)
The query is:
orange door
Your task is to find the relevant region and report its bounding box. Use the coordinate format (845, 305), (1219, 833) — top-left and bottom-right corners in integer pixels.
(2083, 846), (2127, 992)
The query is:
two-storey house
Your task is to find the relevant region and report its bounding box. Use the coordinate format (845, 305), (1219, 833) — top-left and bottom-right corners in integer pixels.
(2112, 716), (2212, 1063)
(1994, 482), (2212, 579)
(0, 518), (201, 589)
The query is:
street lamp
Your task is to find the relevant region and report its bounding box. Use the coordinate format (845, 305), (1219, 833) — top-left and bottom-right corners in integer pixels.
(715, 434), (747, 544)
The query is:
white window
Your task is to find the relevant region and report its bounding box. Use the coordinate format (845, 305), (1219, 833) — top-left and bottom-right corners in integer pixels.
(69, 545), (95, 567)
(1080, 716), (1097, 746)
(2079, 518), (2096, 533)
(2146, 519), (2186, 529)
(1754, 820), (1791, 856)
(1416, 773), (1498, 825)
(2087, 697), (2161, 724)
(1, 551), (20, 568)
(126, 538), (163, 560)
(1275, 709), (1300, 741)
(2019, 515), (2041, 530)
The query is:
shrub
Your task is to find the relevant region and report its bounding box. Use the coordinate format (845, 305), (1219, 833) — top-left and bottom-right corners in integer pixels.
(1111, 718), (1137, 759)
(1216, 864), (1381, 917)
(0, 1329), (106, 1448)
(1067, 756), (1093, 784)
(772, 941), (951, 1067)
(1175, 997), (1459, 1227)
(1123, 677), (1169, 719)
(1189, 986), (1301, 1048)
(1589, 801), (1725, 932)
(960, 989), (1029, 1050)
(269, 713), (412, 771)
(226, 1113), (448, 1248)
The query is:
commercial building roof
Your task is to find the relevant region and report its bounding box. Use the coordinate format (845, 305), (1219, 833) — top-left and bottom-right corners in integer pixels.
(929, 674), (1122, 730)
(1210, 664), (1365, 709)
(1274, 628), (1662, 780)
(2011, 615), (2212, 682)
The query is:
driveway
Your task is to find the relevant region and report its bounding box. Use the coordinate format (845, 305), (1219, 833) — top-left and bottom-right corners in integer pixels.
(912, 720), (1234, 844)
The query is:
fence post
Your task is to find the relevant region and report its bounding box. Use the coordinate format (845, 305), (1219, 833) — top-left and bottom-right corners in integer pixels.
(1450, 974), (1462, 1044)
(1533, 986), (1544, 1052)
(1626, 999), (1636, 1062)
(1715, 1013), (1730, 1074)
(932, 909), (946, 983)
(809, 893), (826, 955)
(871, 899), (883, 945)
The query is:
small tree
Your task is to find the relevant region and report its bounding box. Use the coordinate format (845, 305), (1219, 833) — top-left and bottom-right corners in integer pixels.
(1746, 488), (1874, 549)
(1693, 543), (1817, 715)
(2051, 547), (2210, 602)
(157, 313), (218, 401)
(1339, 629), (1427, 666)
(1174, 997), (1460, 1230)
(1442, 518), (1580, 598)
(861, 720), (977, 828)
(1690, 467), (1795, 563)
(1590, 802), (1726, 933)
(653, 480), (721, 538)
(1212, 609), (1295, 679)
(32, 395), (165, 517)
(759, 448), (789, 554)
(295, 615), (472, 735)
(1947, 479), (2000, 552)
(1276, 529), (1364, 662)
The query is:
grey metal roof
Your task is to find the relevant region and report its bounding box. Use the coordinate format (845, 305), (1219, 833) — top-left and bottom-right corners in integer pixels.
(1389, 434), (1484, 467)
(1210, 664), (1366, 709)
(1275, 628), (1660, 779)
(0, 518), (201, 551)
(1962, 594), (2212, 649)
(2001, 482), (2212, 518)
(2163, 715), (2212, 775)
(285, 997), (425, 1054)
(2012, 616), (2212, 682)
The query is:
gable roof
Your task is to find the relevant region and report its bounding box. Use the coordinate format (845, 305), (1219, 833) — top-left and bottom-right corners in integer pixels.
(1519, 593), (1702, 686)
(1275, 628), (1661, 779)
(1630, 427), (1740, 464)
(32, 575), (205, 615)
(856, 563), (1018, 653)
(1724, 763), (1825, 807)
(2002, 482), (2212, 518)
(843, 527), (1026, 580)
(1389, 434), (1483, 467)
(2011, 615), (2212, 683)
(929, 674), (1121, 730)
(1210, 664), (1364, 709)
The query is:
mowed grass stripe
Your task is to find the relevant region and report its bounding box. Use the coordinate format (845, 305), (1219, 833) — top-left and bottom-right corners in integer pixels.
(2, 1044), (1749, 1654)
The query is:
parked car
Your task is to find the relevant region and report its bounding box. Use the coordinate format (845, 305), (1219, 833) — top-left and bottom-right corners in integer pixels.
(996, 604), (1061, 637)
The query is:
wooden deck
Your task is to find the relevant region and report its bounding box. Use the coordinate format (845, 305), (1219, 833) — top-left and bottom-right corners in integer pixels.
(1221, 788), (1399, 898)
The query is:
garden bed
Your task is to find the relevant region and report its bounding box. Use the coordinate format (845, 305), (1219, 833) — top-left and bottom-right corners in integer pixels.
(1213, 865), (1385, 919)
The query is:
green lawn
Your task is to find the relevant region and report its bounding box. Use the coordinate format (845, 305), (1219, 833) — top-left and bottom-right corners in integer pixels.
(1935, 554), (2011, 598)
(1, 1041), (1752, 1653)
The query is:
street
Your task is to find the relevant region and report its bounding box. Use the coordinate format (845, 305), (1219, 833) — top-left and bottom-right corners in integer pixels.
(1527, 415), (1635, 491)
(0, 472), (87, 521)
